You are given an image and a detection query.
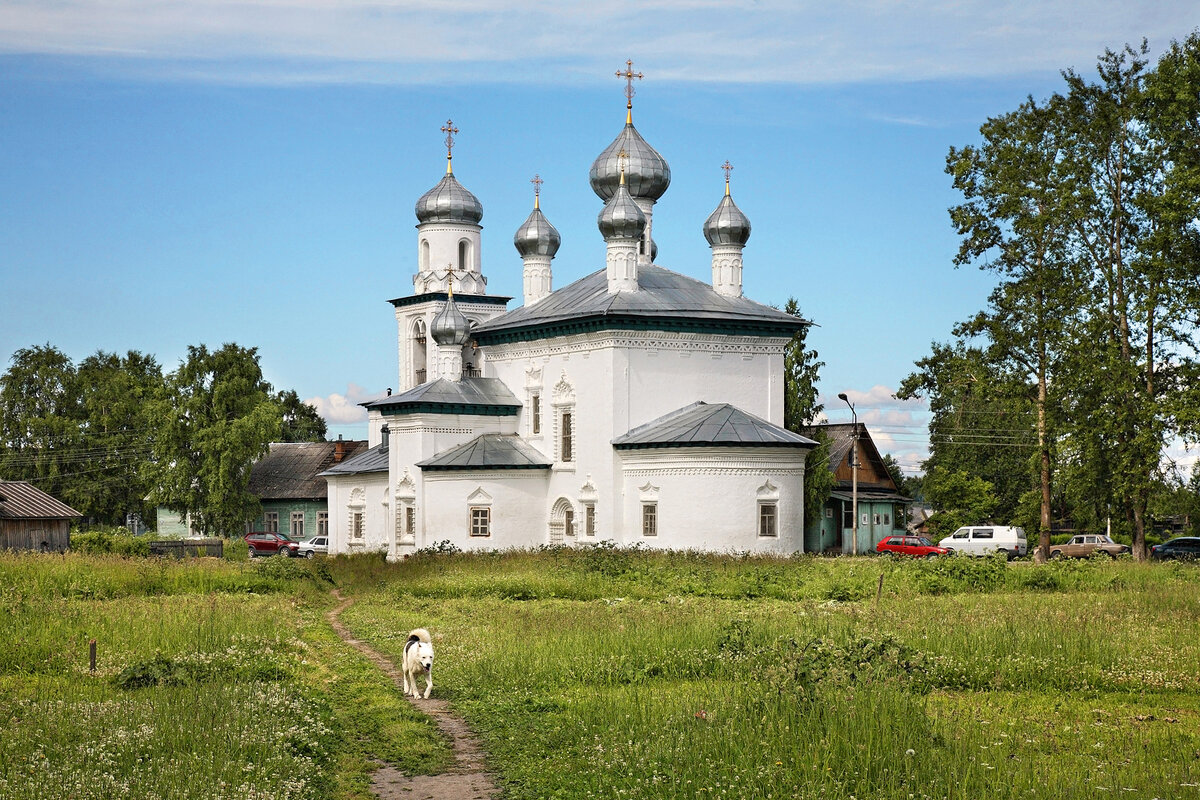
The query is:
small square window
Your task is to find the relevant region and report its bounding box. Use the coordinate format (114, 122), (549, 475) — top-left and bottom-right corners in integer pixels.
(642, 503), (657, 537)
(873, 513), (881, 526)
(758, 503), (778, 537)
(825, 507), (833, 519)
(470, 507), (491, 537)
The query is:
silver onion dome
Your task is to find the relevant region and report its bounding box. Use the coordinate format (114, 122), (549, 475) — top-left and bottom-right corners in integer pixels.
(514, 206), (561, 258)
(430, 291), (472, 346)
(703, 193), (751, 247)
(650, 238), (658, 262)
(415, 173), (483, 225)
(597, 179), (647, 241)
(589, 123), (671, 202)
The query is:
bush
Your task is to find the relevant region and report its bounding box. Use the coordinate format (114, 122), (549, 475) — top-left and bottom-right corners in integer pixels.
(71, 530), (151, 557)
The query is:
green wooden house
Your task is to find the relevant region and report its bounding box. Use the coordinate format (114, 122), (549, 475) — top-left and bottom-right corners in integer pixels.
(803, 423), (910, 554)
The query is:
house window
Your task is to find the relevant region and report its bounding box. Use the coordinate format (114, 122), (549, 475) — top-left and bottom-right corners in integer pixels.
(351, 511), (364, 539)
(560, 410), (574, 463)
(642, 503), (657, 537)
(873, 513), (881, 526)
(531, 393), (541, 435)
(317, 512), (329, 537)
(290, 511), (304, 539)
(470, 507), (491, 537)
(825, 507), (833, 519)
(584, 504), (596, 537)
(842, 503), (853, 529)
(264, 511), (279, 533)
(883, 512), (891, 526)
(759, 502), (778, 537)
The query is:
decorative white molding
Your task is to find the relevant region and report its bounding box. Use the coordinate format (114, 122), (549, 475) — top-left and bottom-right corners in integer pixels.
(638, 481), (660, 501)
(349, 487), (365, 506)
(484, 330), (789, 363)
(396, 470), (416, 499)
(625, 467), (805, 477)
(466, 487), (493, 505)
(756, 479), (780, 500)
(552, 369), (574, 404)
(579, 475), (598, 503)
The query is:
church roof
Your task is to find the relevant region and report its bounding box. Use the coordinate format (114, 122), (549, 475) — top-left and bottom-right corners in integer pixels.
(320, 442), (389, 477)
(363, 378), (521, 416)
(613, 402), (817, 449)
(249, 441), (369, 499)
(472, 264), (808, 343)
(417, 434), (552, 471)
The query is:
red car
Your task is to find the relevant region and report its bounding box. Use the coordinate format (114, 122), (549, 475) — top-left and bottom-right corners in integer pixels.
(876, 535), (950, 559)
(244, 531), (300, 557)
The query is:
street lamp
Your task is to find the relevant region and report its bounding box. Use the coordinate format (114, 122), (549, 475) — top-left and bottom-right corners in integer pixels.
(837, 392), (859, 556)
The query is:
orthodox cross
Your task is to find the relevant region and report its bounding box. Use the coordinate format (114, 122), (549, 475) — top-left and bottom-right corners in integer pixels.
(721, 160), (733, 194)
(615, 59), (643, 113)
(617, 149), (628, 182)
(441, 119), (459, 171)
(531, 173), (543, 208)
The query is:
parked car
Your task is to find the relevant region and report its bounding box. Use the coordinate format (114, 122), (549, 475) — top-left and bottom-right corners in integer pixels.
(298, 535), (329, 559)
(938, 526), (1027, 559)
(876, 535), (950, 559)
(244, 531), (299, 558)
(1150, 537), (1200, 561)
(1049, 534), (1130, 559)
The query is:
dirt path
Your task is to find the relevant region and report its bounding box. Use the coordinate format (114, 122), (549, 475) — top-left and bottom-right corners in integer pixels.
(327, 590), (499, 800)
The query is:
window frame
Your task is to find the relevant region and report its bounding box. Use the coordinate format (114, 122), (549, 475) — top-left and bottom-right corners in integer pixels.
(758, 501), (778, 538)
(642, 503), (657, 537)
(584, 503), (596, 537)
(264, 511), (279, 533)
(317, 512), (329, 537)
(290, 511), (304, 539)
(470, 506), (491, 537)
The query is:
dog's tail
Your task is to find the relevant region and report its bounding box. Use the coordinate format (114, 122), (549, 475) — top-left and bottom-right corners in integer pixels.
(407, 628), (431, 645)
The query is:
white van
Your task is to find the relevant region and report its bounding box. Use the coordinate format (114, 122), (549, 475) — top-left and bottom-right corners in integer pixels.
(938, 526), (1027, 559)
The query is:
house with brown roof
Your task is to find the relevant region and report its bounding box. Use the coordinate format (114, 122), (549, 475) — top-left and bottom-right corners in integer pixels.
(802, 423), (910, 554)
(156, 438), (367, 538)
(0, 481), (81, 552)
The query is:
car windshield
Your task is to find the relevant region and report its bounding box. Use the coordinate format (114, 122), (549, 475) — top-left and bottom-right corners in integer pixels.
(277, 533), (295, 542)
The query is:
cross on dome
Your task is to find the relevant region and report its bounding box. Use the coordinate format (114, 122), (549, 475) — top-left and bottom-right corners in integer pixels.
(721, 160), (733, 195)
(616, 59), (643, 121)
(441, 119), (459, 173)
(531, 173), (543, 208)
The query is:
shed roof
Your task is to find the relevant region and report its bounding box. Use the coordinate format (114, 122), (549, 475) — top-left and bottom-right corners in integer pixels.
(613, 402), (817, 449)
(472, 264), (809, 343)
(417, 434), (552, 471)
(247, 441), (368, 500)
(0, 482), (81, 520)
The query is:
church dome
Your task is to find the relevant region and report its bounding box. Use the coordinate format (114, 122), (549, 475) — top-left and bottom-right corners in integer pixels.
(589, 123), (671, 202)
(597, 178), (647, 241)
(514, 205), (561, 258)
(703, 192), (751, 247)
(415, 173), (483, 225)
(430, 290), (472, 346)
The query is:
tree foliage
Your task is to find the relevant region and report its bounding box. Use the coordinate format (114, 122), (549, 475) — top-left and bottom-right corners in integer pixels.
(145, 344), (282, 536)
(276, 389), (327, 443)
(782, 299), (834, 526)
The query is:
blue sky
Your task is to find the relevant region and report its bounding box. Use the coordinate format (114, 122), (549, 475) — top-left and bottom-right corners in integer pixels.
(1, 1), (1196, 474)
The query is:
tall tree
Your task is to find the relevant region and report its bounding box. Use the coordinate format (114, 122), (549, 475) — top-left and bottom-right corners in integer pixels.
(945, 93), (1084, 562)
(76, 351), (165, 525)
(276, 389), (328, 443)
(782, 299), (834, 526)
(0, 345), (83, 505)
(145, 344), (281, 536)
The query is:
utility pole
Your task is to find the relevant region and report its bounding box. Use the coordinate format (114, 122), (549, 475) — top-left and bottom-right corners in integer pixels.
(838, 392), (859, 556)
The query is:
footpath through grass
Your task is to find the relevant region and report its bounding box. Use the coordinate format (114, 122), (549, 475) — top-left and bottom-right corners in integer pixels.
(337, 549), (1200, 800)
(0, 552), (449, 800)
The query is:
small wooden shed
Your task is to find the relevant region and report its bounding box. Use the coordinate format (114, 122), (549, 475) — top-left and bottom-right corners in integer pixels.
(0, 481), (81, 552)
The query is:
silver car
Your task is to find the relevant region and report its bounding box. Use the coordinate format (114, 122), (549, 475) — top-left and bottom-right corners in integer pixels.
(297, 535), (329, 558)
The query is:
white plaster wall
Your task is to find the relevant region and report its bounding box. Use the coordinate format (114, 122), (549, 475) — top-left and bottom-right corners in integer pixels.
(618, 447), (807, 554)
(420, 472), (550, 551)
(325, 471), (389, 555)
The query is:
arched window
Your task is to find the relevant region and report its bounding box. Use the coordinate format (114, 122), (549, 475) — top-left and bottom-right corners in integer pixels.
(458, 239), (470, 271)
(420, 239), (430, 271)
(412, 318), (428, 385)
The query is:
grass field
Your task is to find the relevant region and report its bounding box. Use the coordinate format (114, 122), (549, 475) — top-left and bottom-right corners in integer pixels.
(2, 548), (1198, 799)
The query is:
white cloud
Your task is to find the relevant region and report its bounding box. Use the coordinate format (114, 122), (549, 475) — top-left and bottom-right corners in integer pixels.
(0, 1), (1191, 85)
(304, 382), (385, 425)
(823, 385), (930, 475)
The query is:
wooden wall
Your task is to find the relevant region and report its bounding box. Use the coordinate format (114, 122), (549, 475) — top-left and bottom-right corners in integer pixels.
(0, 519), (70, 552)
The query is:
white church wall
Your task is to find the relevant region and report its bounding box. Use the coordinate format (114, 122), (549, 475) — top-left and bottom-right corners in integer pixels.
(420, 471), (550, 551)
(617, 447), (806, 554)
(325, 471), (390, 556)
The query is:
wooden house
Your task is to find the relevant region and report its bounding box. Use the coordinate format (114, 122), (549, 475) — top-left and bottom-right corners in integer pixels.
(802, 423), (910, 554)
(0, 481), (81, 552)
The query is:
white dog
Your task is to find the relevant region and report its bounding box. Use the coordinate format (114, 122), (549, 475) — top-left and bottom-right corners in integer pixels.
(402, 628), (434, 699)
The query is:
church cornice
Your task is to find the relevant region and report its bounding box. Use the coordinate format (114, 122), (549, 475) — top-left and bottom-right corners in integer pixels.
(370, 401), (519, 417)
(473, 314), (799, 346)
(389, 292), (512, 309)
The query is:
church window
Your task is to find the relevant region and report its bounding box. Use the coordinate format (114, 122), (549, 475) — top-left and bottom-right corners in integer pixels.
(420, 239), (430, 271)
(470, 507), (491, 537)
(560, 411), (574, 463)
(642, 503), (657, 537)
(317, 512), (329, 537)
(458, 239), (470, 271)
(564, 507), (575, 537)
(290, 511), (304, 539)
(584, 503), (596, 537)
(396, 502), (416, 545)
(758, 502), (777, 538)
(264, 511), (279, 533)
(531, 393), (541, 435)
(351, 511), (364, 539)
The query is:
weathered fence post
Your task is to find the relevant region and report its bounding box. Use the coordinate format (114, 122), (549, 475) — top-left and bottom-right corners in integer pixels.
(874, 573), (884, 609)
(89, 639), (96, 672)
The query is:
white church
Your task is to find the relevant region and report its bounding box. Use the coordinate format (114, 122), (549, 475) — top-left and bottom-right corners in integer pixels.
(323, 72), (817, 557)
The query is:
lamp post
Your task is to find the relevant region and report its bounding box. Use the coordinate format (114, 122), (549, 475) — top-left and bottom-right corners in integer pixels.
(838, 392), (858, 556)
